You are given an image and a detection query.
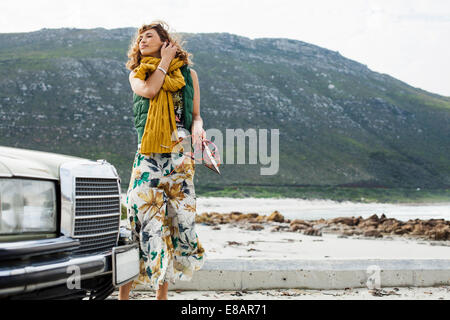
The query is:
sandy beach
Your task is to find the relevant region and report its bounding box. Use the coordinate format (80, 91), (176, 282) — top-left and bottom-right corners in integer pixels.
(192, 223), (450, 260)
(118, 197), (450, 299)
(114, 222), (450, 300)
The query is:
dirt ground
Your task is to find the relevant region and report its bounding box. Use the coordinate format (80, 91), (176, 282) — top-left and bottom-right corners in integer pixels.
(107, 286), (450, 300)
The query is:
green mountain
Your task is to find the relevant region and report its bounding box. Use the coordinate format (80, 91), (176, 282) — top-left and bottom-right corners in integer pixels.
(0, 27), (449, 192)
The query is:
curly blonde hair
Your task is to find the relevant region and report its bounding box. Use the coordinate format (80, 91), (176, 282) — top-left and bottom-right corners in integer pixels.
(125, 20), (193, 70)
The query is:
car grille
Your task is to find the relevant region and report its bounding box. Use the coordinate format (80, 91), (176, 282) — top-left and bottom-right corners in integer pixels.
(73, 177), (121, 255)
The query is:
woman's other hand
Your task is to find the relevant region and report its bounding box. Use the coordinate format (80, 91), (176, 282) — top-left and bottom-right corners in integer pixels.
(192, 124), (206, 153)
(160, 41), (177, 62)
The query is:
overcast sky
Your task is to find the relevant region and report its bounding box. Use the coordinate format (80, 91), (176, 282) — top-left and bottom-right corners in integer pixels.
(0, 0), (449, 96)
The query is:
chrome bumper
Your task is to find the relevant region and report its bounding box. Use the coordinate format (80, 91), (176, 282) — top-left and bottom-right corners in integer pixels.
(0, 237), (113, 297)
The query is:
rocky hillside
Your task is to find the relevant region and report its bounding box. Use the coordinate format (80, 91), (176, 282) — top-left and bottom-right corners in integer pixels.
(0, 28), (449, 190)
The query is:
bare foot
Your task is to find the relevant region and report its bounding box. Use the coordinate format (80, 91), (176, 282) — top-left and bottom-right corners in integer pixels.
(156, 281), (169, 300)
(118, 281), (134, 300)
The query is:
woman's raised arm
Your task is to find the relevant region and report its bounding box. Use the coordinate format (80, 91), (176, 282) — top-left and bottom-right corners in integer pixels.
(190, 68), (206, 147)
(128, 42), (177, 99)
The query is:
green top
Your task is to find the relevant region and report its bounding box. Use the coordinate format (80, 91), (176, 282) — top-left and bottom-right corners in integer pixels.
(133, 64), (194, 145)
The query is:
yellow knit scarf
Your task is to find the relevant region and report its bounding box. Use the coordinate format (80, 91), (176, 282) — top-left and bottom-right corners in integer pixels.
(133, 56), (186, 154)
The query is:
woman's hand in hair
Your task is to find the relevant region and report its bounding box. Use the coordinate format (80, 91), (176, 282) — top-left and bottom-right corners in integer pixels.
(160, 41), (177, 62)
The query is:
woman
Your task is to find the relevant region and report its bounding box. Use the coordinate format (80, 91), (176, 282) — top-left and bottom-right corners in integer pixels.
(119, 21), (207, 300)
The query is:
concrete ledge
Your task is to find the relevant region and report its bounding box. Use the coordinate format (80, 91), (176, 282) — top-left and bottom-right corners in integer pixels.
(134, 259), (450, 291)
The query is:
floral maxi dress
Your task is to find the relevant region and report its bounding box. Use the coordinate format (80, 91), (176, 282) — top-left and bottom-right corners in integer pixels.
(126, 89), (206, 290)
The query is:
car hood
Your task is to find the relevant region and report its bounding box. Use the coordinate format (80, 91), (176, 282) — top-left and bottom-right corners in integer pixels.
(0, 146), (89, 180)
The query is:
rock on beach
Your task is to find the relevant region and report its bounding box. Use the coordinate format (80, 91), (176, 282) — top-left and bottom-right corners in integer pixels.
(195, 211), (450, 241)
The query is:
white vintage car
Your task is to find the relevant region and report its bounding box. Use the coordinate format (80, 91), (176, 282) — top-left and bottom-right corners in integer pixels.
(0, 146), (138, 300)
